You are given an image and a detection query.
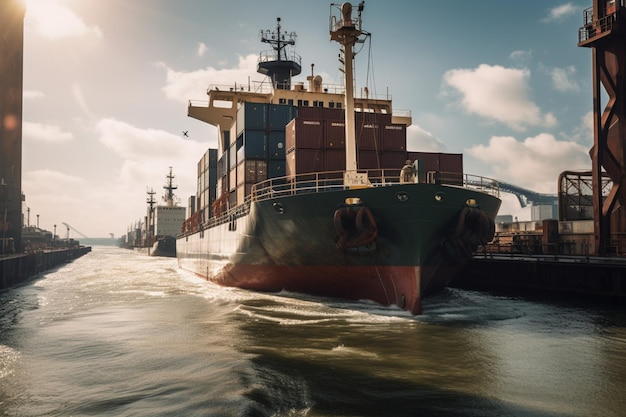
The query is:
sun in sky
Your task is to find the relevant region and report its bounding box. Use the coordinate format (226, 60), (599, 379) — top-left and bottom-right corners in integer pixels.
(25, 0), (102, 40)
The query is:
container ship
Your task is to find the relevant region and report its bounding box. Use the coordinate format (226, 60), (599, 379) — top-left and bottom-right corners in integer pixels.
(123, 168), (186, 257)
(176, 3), (501, 314)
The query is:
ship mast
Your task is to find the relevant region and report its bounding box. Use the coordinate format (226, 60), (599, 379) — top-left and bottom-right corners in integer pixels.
(258, 17), (302, 90)
(163, 167), (177, 207)
(146, 187), (156, 245)
(330, 2), (369, 188)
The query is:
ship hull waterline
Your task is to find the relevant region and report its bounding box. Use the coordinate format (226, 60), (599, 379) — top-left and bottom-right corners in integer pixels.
(177, 182), (501, 314)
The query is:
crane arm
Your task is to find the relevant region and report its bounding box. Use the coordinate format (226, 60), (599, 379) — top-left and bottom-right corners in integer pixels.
(61, 222), (89, 239)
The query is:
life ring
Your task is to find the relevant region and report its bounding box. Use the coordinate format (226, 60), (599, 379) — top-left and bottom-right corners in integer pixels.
(334, 206), (378, 250)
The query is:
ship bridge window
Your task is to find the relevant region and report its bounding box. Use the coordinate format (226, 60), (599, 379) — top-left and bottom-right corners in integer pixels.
(329, 102), (335, 108)
(288, 99), (294, 106)
(313, 101), (324, 107)
(279, 98), (287, 104)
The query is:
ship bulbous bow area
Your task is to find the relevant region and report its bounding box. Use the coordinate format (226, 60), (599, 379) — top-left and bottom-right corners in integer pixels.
(443, 206), (496, 261)
(333, 205), (378, 251)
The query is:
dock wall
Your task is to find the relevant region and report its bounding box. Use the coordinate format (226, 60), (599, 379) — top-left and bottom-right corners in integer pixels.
(0, 246), (92, 290)
(455, 254), (626, 300)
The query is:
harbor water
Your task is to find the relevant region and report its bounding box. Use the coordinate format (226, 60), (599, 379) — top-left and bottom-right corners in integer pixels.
(0, 246), (624, 417)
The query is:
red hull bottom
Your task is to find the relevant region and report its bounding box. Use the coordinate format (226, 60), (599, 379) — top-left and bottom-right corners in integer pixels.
(203, 264), (427, 314)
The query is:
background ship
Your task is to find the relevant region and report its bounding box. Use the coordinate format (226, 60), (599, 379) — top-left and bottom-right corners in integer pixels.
(122, 168), (186, 257)
(176, 3), (501, 314)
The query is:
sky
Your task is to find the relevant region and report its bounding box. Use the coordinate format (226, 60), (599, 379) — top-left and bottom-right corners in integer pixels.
(20, 0), (597, 238)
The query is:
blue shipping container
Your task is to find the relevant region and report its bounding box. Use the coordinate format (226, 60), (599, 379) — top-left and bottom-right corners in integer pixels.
(236, 102), (268, 136)
(268, 160), (286, 178)
(268, 104), (296, 130)
(268, 131), (286, 160)
(239, 130), (267, 159)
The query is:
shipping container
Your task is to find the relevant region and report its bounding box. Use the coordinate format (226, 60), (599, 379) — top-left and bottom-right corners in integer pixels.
(268, 131), (286, 159)
(236, 130), (267, 160)
(324, 120), (345, 149)
(381, 123), (406, 151)
(229, 166), (237, 191)
(357, 150), (379, 170)
(217, 152), (227, 178)
(236, 183), (255, 205)
(355, 111), (392, 124)
(268, 159), (286, 178)
(381, 151), (408, 170)
(222, 130), (230, 150)
(286, 148), (324, 178)
(242, 159), (268, 184)
(406, 152), (463, 177)
(285, 118), (325, 150)
(186, 195), (196, 218)
(324, 149), (346, 171)
(236, 102), (268, 136)
(356, 122), (380, 150)
(236, 161), (245, 186)
(229, 142), (237, 169)
(268, 104), (296, 130)
(323, 107), (345, 121)
(297, 106), (323, 119)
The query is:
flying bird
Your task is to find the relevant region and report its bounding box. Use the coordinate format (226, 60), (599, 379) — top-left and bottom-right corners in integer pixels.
(182, 130), (189, 137)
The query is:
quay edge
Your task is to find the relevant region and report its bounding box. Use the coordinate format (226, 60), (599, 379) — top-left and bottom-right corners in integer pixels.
(455, 254), (626, 301)
(0, 246), (92, 290)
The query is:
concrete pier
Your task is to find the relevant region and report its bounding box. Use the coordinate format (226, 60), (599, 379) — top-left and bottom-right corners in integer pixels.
(0, 247), (91, 290)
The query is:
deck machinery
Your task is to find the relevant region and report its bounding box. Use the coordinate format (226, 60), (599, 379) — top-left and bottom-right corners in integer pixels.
(578, 0), (626, 255)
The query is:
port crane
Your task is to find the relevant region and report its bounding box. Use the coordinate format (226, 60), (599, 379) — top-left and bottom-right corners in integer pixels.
(62, 222), (88, 239)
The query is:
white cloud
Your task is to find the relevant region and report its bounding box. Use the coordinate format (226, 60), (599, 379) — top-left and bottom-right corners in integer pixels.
(97, 118), (207, 161)
(196, 42), (208, 57)
(23, 121), (74, 142)
(158, 54), (261, 103)
(543, 3), (579, 23)
(509, 50), (532, 62)
(406, 124), (447, 152)
(467, 133), (590, 193)
(549, 66), (580, 92)
(23, 119), (211, 237)
(25, 0), (102, 40)
(442, 64), (557, 131)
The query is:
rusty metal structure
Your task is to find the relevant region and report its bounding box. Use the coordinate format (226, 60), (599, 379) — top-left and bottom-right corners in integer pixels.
(0, 0), (26, 253)
(578, 0), (626, 255)
(558, 171), (612, 221)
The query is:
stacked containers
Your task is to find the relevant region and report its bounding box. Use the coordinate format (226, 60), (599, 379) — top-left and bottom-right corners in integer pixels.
(286, 109), (411, 178)
(406, 151), (463, 184)
(233, 102), (296, 205)
(196, 148), (218, 222)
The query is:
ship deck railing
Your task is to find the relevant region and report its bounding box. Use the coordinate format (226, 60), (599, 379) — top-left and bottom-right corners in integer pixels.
(180, 170), (499, 236)
(200, 80), (397, 103)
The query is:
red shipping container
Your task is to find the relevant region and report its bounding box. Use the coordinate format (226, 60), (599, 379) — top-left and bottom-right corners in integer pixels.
(286, 148), (324, 178)
(324, 149), (346, 172)
(355, 112), (392, 125)
(357, 150), (379, 170)
(381, 123), (406, 151)
(323, 107), (345, 121)
(356, 122), (380, 151)
(381, 151), (408, 170)
(285, 118), (325, 150)
(297, 106), (324, 119)
(324, 120), (345, 149)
